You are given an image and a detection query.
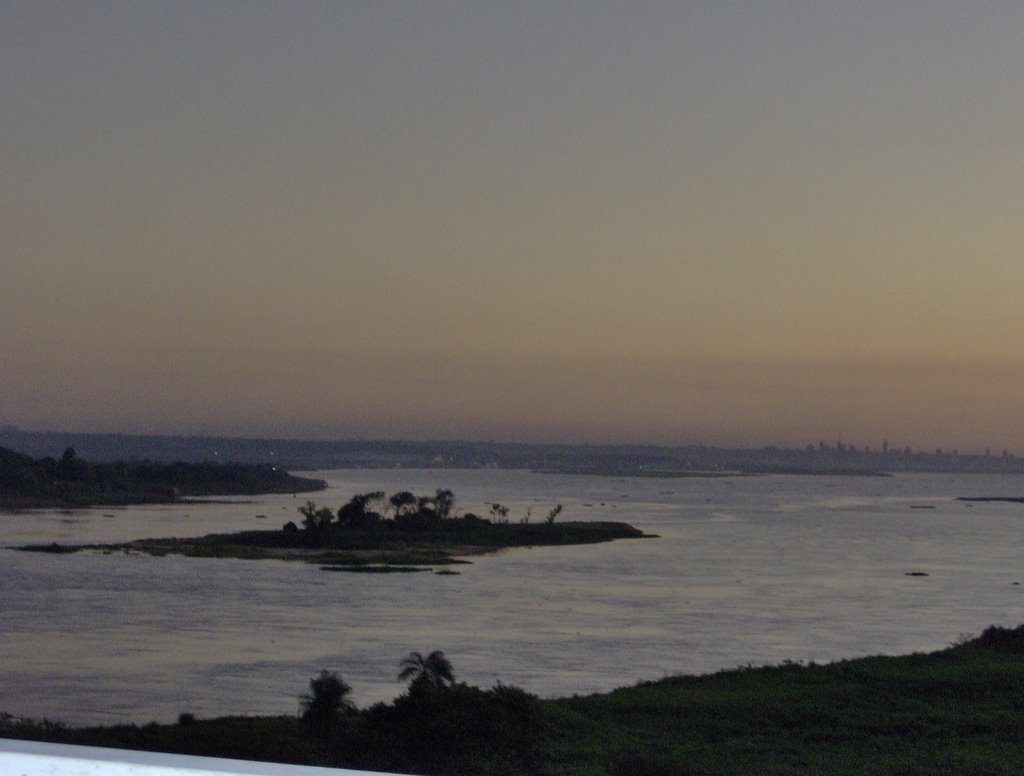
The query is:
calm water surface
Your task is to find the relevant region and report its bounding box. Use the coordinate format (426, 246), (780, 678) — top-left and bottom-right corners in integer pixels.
(3, 470), (1024, 724)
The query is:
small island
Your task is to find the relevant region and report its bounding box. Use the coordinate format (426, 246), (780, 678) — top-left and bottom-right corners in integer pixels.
(0, 445), (325, 509)
(15, 489), (649, 571)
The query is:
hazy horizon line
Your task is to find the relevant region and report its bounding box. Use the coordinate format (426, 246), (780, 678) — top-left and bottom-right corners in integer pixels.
(2, 424), (1015, 459)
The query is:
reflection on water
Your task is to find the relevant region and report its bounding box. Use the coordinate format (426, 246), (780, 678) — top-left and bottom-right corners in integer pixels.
(2, 470), (1024, 725)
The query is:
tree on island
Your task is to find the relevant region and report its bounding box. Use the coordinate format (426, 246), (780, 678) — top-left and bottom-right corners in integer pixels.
(416, 494), (435, 517)
(336, 493), (369, 528)
(433, 488), (455, 519)
(290, 489), (568, 536)
(298, 500), (333, 531)
(335, 491), (388, 528)
(389, 491), (418, 518)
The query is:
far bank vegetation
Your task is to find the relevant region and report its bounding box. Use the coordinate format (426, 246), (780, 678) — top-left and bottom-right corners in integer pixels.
(0, 445), (324, 509)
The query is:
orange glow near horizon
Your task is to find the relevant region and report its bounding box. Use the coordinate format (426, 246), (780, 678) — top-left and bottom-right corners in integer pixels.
(3, 3), (1024, 451)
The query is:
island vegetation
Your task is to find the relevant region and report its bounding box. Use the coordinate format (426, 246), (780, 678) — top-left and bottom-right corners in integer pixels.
(16, 488), (646, 571)
(0, 445), (325, 509)
(6, 625), (1024, 774)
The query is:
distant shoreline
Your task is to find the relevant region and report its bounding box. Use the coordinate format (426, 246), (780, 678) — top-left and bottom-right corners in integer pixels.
(957, 496), (1024, 504)
(0, 444), (325, 511)
(531, 467), (891, 478)
(0, 494), (285, 511)
(4, 428), (1023, 476)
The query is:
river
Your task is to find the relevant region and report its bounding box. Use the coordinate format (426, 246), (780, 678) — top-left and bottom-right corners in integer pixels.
(2, 469), (1023, 725)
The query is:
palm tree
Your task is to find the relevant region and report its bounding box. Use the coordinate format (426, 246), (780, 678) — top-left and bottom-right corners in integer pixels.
(398, 650), (455, 691)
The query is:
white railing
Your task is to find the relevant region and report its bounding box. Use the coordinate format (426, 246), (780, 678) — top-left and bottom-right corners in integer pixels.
(0, 737), (395, 776)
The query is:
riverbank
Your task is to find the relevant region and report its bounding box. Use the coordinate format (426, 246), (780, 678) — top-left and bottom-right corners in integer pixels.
(4, 625), (1024, 774)
(0, 445), (325, 509)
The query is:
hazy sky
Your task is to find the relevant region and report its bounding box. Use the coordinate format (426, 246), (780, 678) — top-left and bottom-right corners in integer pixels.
(3, 2), (1024, 450)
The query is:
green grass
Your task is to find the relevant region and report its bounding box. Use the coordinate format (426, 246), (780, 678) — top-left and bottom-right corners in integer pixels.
(540, 628), (1024, 775)
(6, 626), (1024, 774)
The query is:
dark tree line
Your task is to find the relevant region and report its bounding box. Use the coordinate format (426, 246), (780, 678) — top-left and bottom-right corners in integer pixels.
(293, 489), (562, 533)
(0, 445), (324, 507)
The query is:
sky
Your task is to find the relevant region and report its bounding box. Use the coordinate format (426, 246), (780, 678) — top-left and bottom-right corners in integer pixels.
(3, 1), (1024, 451)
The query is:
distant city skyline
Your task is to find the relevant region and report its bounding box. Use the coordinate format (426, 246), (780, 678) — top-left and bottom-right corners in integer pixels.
(1, 416), (1017, 460)
(3, 425), (1023, 474)
(4, 3), (1024, 452)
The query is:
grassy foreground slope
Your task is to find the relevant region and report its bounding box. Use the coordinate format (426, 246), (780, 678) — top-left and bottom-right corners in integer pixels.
(545, 626), (1024, 775)
(5, 626), (1024, 775)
